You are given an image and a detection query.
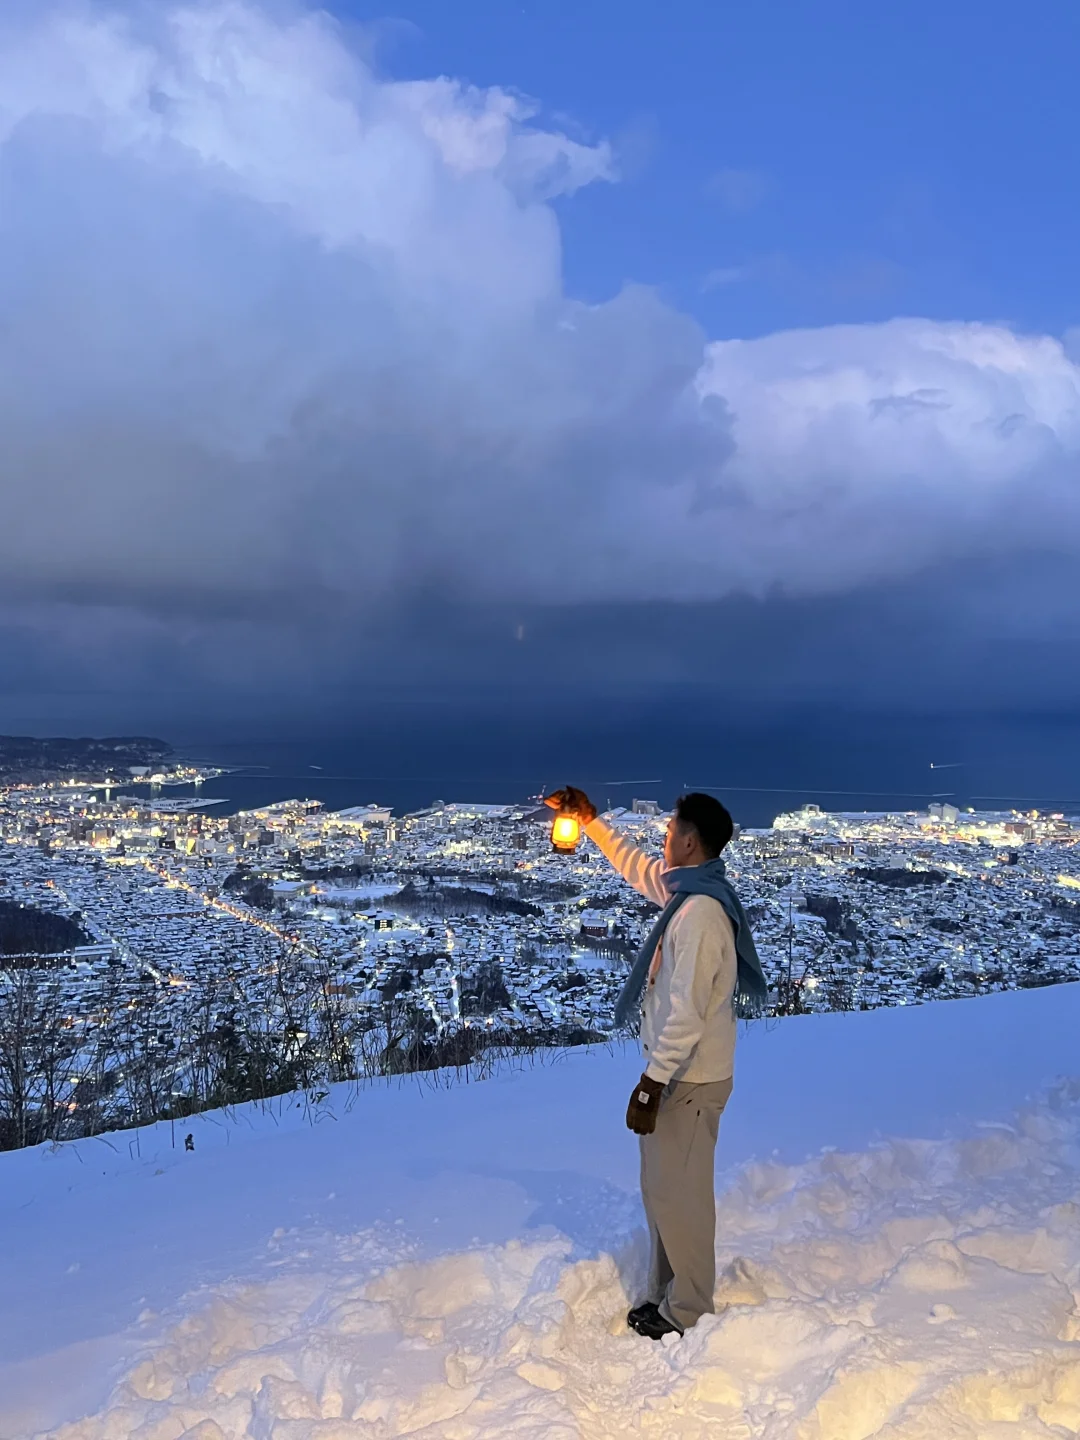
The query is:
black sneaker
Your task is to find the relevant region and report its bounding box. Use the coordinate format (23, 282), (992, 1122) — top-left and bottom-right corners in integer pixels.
(627, 1301), (661, 1332)
(631, 1306), (683, 1341)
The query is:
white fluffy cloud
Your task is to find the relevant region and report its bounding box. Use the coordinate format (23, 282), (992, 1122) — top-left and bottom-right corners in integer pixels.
(0, 0), (1079, 637)
(692, 321), (1080, 596)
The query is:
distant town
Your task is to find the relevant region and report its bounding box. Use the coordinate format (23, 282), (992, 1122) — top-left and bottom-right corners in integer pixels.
(3, 747), (1080, 1038)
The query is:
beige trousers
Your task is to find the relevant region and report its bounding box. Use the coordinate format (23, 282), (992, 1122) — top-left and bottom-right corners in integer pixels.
(639, 1075), (734, 1332)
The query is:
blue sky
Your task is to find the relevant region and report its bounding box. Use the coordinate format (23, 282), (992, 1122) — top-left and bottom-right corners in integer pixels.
(357, 0), (1080, 338)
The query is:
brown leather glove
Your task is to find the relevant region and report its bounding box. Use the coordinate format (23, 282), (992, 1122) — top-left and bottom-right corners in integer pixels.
(626, 1073), (666, 1135)
(543, 787), (598, 824)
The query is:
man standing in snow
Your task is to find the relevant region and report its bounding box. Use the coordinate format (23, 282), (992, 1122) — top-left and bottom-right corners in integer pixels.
(545, 788), (767, 1341)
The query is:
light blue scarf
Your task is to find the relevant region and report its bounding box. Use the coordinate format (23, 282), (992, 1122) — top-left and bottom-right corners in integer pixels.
(614, 856), (769, 1027)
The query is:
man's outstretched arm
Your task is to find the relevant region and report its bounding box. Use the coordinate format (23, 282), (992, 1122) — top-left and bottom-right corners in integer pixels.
(545, 787), (667, 905)
(585, 816), (668, 906)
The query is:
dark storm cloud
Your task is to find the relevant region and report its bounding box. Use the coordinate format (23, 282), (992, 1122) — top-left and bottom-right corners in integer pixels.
(1, 1), (1079, 725)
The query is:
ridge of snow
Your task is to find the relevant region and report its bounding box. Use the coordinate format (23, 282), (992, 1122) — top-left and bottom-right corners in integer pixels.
(5, 984), (1080, 1437)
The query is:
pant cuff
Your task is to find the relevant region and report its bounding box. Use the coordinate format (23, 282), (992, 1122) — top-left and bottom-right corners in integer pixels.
(657, 1300), (685, 1334)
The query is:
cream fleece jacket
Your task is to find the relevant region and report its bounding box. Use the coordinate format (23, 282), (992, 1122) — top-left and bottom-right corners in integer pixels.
(585, 817), (737, 1085)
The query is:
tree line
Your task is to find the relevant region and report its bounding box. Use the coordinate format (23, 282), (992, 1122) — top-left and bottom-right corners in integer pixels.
(0, 944), (605, 1152)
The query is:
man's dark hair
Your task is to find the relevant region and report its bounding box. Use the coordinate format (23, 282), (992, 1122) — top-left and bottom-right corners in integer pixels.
(674, 793), (734, 858)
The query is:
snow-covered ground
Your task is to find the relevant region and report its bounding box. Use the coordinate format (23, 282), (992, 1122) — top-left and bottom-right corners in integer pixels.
(6, 985), (1080, 1438)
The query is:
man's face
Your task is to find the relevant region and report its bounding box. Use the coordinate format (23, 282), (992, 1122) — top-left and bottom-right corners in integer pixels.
(664, 814), (696, 869)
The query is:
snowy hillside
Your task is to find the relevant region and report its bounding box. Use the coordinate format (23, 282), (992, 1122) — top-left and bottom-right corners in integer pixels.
(5, 984), (1080, 1439)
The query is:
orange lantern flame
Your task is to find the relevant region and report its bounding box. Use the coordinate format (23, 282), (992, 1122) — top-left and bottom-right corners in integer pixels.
(551, 814), (582, 853)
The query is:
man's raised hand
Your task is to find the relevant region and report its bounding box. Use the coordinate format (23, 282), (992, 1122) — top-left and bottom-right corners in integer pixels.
(543, 786), (598, 824)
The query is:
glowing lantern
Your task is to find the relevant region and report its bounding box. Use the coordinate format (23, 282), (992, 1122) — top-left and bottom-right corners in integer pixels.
(551, 813), (582, 854)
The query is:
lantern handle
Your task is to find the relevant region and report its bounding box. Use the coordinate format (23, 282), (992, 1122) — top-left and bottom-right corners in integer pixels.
(542, 786), (597, 823)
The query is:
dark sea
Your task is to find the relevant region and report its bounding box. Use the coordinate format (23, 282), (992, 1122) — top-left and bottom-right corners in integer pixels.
(147, 710), (1080, 828)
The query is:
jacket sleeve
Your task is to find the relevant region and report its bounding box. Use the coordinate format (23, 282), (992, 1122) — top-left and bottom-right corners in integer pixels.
(584, 817), (668, 905)
(643, 901), (731, 1084)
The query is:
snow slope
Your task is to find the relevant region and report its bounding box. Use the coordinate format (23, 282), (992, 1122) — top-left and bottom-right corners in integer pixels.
(5, 985), (1080, 1438)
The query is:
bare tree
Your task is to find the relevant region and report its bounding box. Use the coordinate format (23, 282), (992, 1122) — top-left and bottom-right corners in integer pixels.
(0, 969), (70, 1149)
